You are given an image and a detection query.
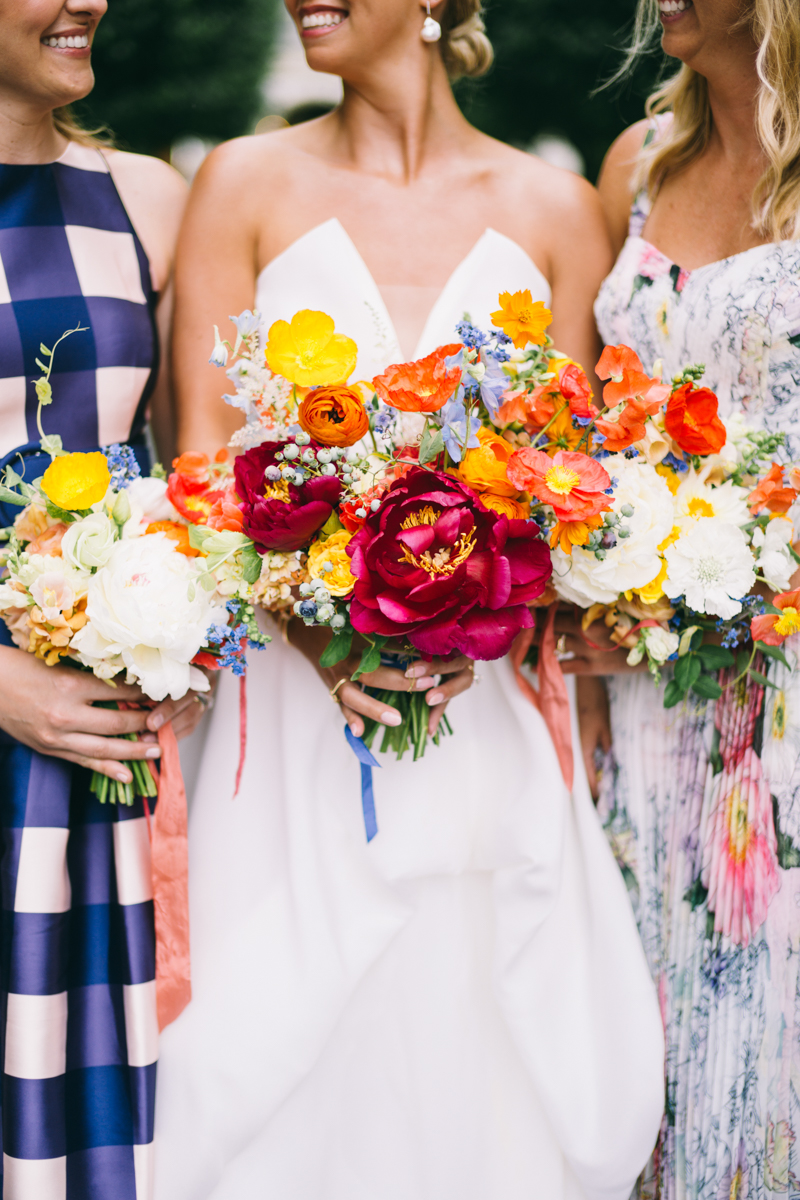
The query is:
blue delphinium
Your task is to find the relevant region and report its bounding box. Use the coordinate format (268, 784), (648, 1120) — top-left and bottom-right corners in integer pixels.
(439, 398), (480, 463)
(103, 443), (141, 489)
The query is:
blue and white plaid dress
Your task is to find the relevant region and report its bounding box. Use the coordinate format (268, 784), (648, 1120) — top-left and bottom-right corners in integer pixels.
(0, 140), (159, 1200)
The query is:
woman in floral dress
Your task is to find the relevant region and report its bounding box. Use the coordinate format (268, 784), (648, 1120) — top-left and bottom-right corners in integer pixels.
(564, 0), (800, 1195)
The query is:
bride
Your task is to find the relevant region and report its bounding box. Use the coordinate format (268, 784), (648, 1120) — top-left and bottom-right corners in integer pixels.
(154, 2), (665, 1197)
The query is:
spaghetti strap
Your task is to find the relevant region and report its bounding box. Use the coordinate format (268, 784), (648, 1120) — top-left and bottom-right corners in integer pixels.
(627, 114), (671, 239)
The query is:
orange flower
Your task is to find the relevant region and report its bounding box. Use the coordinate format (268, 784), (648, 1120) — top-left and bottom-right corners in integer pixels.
(544, 406), (591, 456)
(549, 515), (604, 555)
(373, 344), (462, 412)
(207, 494), (245, 533)
(594, 344), (669, 452)
(507, 447), (611, 522)
(27, 522), (68, 557)
(748, 463), (799, 515)
(457, 427), (518, 497)
(490, 290), (552, 349)
(664, 383), (726, 456)
(146, 520), (201, 557)
(171, 451), (212, 478)
(557, 362), (596, 419)
(479, 493), (529, 520)
(298, 384), (370, 447)
(751, 588), (800, 645)
(595, 397), (661, 453)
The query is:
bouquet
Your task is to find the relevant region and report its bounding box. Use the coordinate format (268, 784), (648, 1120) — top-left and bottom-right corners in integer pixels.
(509, 343), (800, 707)
(0, 327), (267, 804)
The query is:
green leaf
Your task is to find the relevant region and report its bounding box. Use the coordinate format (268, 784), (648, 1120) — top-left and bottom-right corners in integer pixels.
(749, 668), (777, 690)
(737, 648), (752, 676)
(241, 543), (262, 585)
(756, 641), (791, 670)
(696, 644), (735, 670)
(692, 674), (723, 700)
(319, 511), (344, 538)
(663, 679), (685, 708)
(0, 486), (28, 508)
(419, 426), (444, 465)
(35, 359), (49, 374)
(150, 462), (167, 480)
(351, 635), (388, 681)
(690, 628), (704, 652)
(39, 433), (64, 458)
(39, 344), (52, 357)
(319, 626), (353, 668)
(674, 653), (701, 692)
(762, 602), (784, 616)
(188, 524), (213, 550)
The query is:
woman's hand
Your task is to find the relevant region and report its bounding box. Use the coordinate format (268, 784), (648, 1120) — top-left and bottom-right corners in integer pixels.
(287, 622), (475, 737)
(146, 671), (218, 740)
(552, 607), (647, 675)
(576, 675), (612, 799)
(0, 646), (161, 783)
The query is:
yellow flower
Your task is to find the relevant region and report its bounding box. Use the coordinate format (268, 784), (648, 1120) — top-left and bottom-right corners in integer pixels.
(490, 290), (552, 349)
(265, 310), (358, 387)
(626, 526), (681, 603)
(544, 406), (590, 456)
(458, 427), (518, 497)
(549, 515), (603, 555)
(479, 493), (529, 519)
(41, 452), (110, 511)
(307, 530), (356, 597)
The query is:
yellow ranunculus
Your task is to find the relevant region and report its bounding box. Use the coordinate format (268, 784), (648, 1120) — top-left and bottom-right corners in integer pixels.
(458, 427), (518, 497)
(490, 290), (552, 349)
(41, 452), (111, 511)
(266, 310), (358, 387)
(479, 493), (529, 520)
(307, 530), (356, 597)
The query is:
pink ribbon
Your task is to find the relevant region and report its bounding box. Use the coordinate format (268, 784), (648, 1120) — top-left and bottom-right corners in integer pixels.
(511, 603), (574, 790)
(150, 722), (192, 1031)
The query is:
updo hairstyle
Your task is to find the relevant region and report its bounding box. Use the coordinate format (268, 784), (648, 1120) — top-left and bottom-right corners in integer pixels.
(440, 0), (493, 80)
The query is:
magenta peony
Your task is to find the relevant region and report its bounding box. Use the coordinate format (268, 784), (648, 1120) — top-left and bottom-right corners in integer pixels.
(347, 467), (551, 660)
(234, 444), (341, 553)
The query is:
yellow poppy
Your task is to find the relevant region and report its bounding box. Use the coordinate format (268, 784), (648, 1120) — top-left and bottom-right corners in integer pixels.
(41, 452), (111, 511)
(490, 290), (552, 349)
(266, 309), (358, 387)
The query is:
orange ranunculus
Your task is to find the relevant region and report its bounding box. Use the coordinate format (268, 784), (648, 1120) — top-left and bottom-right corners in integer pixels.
(298, 384), (370, 447)
(457, 427), (519, 497)
(751, 588), (800, 645)
(373, 343), (462, 412)
(549, 514), (604, 555)
(748, 462), (799, 515)
(207, 494), (245, 532)
(664, 383), (726, 456)
(27, 522), (68, 557)
(479, 493), (529, 519)
(146, 520), (202, 556)
(507, 448), (611, 522)
(490, 290), (552, 349)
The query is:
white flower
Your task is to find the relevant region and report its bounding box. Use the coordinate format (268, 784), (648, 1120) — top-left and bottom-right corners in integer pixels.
(16, 553), (90, 600)
(31, 572), (75, 621)
(209, 325), (229, 368)
(673, 468), (749, 531)
(70, 534), (227, 701)
(62, 512), (117, 570)
(553, 454), (675, 606)
(633, 418), (670, 465)
(761, 671), (800, 791)
(122, 476), (175, 537)
(664, 519), (756, 618)
(643, 625), (679, 663)
(753, 516), (795, 592)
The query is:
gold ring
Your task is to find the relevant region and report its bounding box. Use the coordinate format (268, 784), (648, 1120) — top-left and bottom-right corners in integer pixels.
(329, 677), (348, 704)
(556, 635), (567, 655)
(194, 693), (210, 709)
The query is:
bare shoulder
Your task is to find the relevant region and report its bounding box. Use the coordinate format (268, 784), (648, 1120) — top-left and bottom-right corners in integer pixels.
(596, 119), (650, 256)
(196, 124), (326, 192)
(105, 150), (188, 290)
(105, 149), (188, 212)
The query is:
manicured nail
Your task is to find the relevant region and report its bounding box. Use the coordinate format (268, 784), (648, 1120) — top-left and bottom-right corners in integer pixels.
(116, 771), (131, 784)
(145, 746), (162, 758)
(413, 676), (436, 690)
(149, 713), (165, 730)
(381, 711), (402, 726)
(426, 691), (444, 706)
(350, 723), (361, 736)
(405, 663), (429, 678)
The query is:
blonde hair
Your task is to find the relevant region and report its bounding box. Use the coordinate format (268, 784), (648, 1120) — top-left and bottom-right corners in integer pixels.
(440, 0), (493, 80)
(52, 106), (112, 149)
(624, 0), (800, 240)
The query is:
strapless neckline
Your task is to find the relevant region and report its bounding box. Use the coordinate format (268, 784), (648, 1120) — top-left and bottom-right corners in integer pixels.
(255, 218), (550, 375)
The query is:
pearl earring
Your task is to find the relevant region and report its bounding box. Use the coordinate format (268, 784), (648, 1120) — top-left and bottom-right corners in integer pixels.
(420, 0), (442, 43)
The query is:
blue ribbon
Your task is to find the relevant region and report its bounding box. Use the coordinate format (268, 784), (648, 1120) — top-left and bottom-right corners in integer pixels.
(344, 725), (380, 842)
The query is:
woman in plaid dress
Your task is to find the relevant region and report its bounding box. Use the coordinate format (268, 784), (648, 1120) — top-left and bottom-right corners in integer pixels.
(0, 2), (201, 1197)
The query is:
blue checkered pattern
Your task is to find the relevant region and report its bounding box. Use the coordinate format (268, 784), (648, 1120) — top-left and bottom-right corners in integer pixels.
(0, 142), (159, 1199)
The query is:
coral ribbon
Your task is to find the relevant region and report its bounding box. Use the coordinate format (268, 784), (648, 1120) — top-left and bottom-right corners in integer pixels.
(151, 721), (192, 1031)
(510, 603), (574, 791)
(233, 672), (247, 799)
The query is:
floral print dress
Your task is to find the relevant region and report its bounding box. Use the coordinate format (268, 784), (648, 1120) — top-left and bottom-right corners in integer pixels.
(594, 177), (800, 1199)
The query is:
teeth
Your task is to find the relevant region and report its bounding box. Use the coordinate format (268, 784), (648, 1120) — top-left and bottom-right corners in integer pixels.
(300, 11), (346, 28)
(42, 33), (89, 48)
(658, 0), (690, 9)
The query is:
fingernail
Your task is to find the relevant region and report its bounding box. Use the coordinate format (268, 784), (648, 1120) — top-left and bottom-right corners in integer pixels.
(145, 746), (162, 758)
(150, 713), (165, 730)
(426, 691), (444, 705)
(116, 771), (131, 784)
(405, 663), (428, 678)
(413, 676), (436, 690)
(350, 723), (361, 736)
(381, 711), (402, 726)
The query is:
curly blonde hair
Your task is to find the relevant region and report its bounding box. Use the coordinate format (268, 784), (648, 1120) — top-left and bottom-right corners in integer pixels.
(623, 0), (800, 240)
(52, 106), (112, 148)
(439, 0), (493, 80)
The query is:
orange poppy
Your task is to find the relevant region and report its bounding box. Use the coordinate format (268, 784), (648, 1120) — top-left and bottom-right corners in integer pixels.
(751, 588), (800, 645)
(298, 384), (370, 447)
(507, 448), (611, 522)
(146, 520), (201, 557)
(748, 463), (799, 515)
(373, 344), (462, 413)
(595, 396), (662, 454)
(664, 383), (726, 456)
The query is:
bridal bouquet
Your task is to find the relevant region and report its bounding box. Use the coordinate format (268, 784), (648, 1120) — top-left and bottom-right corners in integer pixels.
(0, 328), (266, 804)
(522, 344), (800, 707)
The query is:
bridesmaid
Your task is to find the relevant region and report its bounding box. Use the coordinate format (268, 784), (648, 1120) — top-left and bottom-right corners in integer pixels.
(567, 0), (800, 1193)
(0, 2), (202, 1196)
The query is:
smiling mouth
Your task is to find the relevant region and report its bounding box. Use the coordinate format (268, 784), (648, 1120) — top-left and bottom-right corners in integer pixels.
(298, 6), (348, 36)
(41, 33), (90, 49)
(658, 0), (693, 16)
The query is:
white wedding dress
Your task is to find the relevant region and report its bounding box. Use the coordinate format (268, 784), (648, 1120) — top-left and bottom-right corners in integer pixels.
(155, 219), (665, 1200)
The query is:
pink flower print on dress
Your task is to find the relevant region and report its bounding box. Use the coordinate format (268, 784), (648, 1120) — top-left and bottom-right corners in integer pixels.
(674, 268), (691, 294)
(702, 748), (780, 947)
(637, 244), (672, 283)
(715, 670), (765, 771)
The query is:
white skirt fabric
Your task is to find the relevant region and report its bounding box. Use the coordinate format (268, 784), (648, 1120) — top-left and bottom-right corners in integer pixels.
(155, 635), (664, 1200)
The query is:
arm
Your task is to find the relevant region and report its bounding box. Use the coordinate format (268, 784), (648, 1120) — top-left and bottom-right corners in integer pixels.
(596, 119), (650, 260)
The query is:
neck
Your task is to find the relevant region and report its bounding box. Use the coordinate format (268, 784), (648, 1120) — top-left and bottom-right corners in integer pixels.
(701, 44), (763, 166)
(332, 52), (473, 181)
(0, 96), (65, 165)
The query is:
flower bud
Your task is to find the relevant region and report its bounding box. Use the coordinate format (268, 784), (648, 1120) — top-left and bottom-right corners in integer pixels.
(295, 430), (311, 446)
(320, 463), (336, 476)
(265, 465), (282, 481)
(301, 448), (316, 463)
(112, 490), (131, 524)
(317, 449), (333, 464)
(283, 443), (299, 460)
(314, 587), (331, 604)
(281, 466), (295, 480)
(316, 603), (334, 622)
(331, 613), (346, 630)
(370, 499), (381, 512)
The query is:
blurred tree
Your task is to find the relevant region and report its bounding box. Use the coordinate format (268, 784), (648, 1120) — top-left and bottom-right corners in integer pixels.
(458, 0), (666, 181)
(77, 0), (280, 156)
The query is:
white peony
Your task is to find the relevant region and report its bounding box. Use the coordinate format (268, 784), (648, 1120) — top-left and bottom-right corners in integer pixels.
(70, 533), (227, 700)
(753, 515), (795, 592)
(62, 512), (118, 570)
(664, 518), (756, 619)
(122, 476), (176, 538)
(673, 468), (750, 532)
(552, 454), (675, 606)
